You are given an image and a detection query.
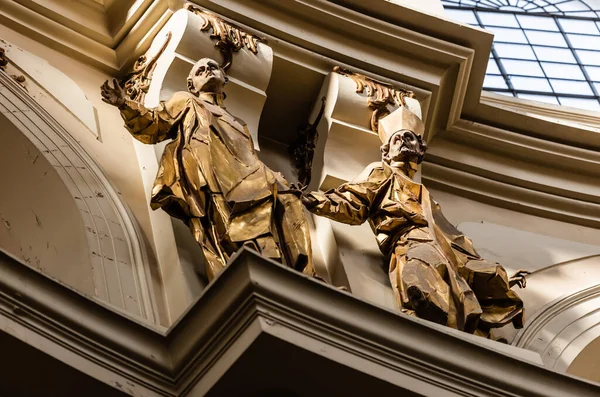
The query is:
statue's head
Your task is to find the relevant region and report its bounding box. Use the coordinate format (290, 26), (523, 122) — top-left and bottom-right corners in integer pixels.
(380, 129), (427, 165)
(187, 58), (227, 96)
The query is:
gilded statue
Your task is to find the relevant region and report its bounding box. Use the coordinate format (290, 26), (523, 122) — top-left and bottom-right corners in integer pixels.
(300, 108), (527, 337)
(101, 58), (317, 281)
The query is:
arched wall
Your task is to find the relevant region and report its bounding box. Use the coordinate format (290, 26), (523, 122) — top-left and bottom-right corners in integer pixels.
(0, 54), (159, 323)
(0, 113), (93, 294)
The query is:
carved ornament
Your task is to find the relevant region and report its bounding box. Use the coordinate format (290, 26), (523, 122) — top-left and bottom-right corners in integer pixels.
(333, 66), (415, 133)
(185, 4), (265, 71)
(0, 47), (26, 88)
(288, 97), (326, 187)
(119, 31), (172, 103)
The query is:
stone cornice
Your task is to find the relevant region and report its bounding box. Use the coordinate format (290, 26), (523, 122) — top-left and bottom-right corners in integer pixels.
(1, 247), (599, 396)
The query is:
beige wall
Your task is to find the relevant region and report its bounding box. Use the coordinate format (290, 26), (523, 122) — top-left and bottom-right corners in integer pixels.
(0, 24), (154, 246)
(0, 115), (94, 294)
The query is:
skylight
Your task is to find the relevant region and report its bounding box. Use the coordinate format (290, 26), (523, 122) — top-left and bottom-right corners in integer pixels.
(443, 0), (600, 111)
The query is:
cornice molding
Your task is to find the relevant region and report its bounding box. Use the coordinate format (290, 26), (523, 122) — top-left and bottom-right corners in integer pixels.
(1, 247), (599, 396)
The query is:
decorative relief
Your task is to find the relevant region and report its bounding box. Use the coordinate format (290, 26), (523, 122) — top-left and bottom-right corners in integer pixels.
(0, 47), (7, 71)
(119, 32), (172, 103)
(0, 47), (26, 88)
(333, 66), (415, 133)
(288, 97), (326, 187)
(185, 4), (266, 71)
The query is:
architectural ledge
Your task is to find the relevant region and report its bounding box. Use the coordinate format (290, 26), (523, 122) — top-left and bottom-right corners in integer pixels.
(1, 248), (599, 396)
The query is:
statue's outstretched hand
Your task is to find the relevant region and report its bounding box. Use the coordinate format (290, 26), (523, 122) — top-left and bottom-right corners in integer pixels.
(509, 269), (531, 289)
(101, 79), (126, 108)
(289, 183), (306, 198)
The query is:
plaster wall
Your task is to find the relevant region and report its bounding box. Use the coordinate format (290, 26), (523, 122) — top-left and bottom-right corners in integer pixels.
(0, 24), (171, 324)
(0, 116), (94, 295)
(0, 24), (154, 249)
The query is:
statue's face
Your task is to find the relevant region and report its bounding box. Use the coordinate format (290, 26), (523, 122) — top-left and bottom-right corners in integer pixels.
(188, 58), (226, 94)
(384, 130), (426, 164)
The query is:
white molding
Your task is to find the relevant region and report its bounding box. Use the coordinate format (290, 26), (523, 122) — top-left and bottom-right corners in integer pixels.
(514, 284), (600, 372)
(0, 247), (598, 396)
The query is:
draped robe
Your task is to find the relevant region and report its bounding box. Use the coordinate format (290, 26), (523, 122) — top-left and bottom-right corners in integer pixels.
(305, 163), (524, 335)
(119, 91), (315, 280)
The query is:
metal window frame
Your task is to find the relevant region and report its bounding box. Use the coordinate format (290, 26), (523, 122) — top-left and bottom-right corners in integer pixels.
(443, 2), (600, 109)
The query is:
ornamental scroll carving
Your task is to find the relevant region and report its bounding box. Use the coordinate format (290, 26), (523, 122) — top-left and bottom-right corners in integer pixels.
(0, 47), (26, 87)
(333, 66), (415, 133)
(119, 32), (172, 103)
(185, 4), (266, 71)
(0, 48), (7, 71)
(288, 97), (326, 187)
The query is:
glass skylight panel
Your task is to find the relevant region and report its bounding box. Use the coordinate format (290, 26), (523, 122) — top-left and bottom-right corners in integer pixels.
(576, 49), (600, 65)
(444, 9), (479, 24)
(478, 12), (520, 27)
(501, 59), (545, 76)
(510, 76), (553, 91)
(558, 18), (599, 34)
(495, 43), (537, 60)
(443, 1), (600, 112)
(558, 96), (600, 110)
(584, 65), (600, 80)
(486, 59), (501, 74)
(567, 34), (600, 50)
(517, 93), (560, 104)
(557, 1), (590, 12)
(525, 30), (568, 46)
(486, 27), (528, 43)
(533, 46), (577, 62)
(516, 15), (559, 31)
(483, 75), (509, 89)
(550, 79), (594, 94)
(541, 62), (585, 79)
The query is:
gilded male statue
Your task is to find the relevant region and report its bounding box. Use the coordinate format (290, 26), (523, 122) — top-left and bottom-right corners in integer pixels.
(300, 114), (527, 336)
(101, 58), (317, 281)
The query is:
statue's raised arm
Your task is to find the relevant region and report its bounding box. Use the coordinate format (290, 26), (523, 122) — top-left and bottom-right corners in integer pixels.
(103, 58), (323, 282)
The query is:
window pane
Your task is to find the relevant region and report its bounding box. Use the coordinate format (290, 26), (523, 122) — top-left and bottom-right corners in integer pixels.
(558, 97), (600, 111)
(559, 19), (599, 35)
(445, 9), (479, 25)
(550, 79), (593, 95)
(567, 34), (600, 50)
(486, 59), (501, 74)
(533, 46), (577, 63)
(525, 30), (567, 47)
(516, 15), (558, 31)
(556, 2), (590, 12)
(501, 59), (544, 77)
(483, 75), (508, 89)
(595, 82), (600, 93)
(577, 50), (600, 66)
(541, 62), (585, 79)
(495, 43), (536, 60)
(487, 27), (528, 44)
(586, 66), (600, 81)
(517, 93), (560, 105)
(479, 12), (519, 28)
(510, 76), (552, 92)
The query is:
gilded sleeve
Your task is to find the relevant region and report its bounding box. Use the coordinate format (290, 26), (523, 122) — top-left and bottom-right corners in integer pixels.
(118, 93), (186, 144)
(305, 167), (386, 225)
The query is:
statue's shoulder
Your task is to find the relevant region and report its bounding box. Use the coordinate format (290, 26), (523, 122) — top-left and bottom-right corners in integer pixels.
(163, 91), (196, 110)
(350, 162), (388, 184)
